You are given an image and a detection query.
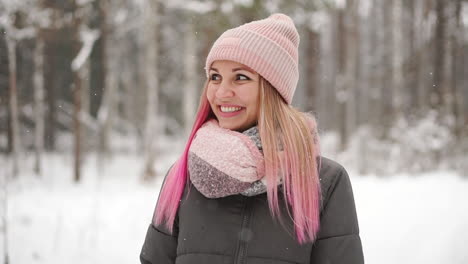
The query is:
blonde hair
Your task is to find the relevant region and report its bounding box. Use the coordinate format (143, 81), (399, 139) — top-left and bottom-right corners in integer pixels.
(258, 77), (322, 243)
(155, 78), (322, 244)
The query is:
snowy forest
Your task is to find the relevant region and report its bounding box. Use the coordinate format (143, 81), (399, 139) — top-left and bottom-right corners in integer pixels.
(1, 0), (468, 263)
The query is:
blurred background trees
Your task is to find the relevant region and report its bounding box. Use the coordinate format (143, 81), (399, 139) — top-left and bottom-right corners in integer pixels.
(1, 0), (467, 180)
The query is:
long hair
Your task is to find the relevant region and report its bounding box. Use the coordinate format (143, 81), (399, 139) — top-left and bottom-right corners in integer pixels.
(258, 77), (322, 244)
(154, 77), (322, 244)
(153, 80), (213, 230)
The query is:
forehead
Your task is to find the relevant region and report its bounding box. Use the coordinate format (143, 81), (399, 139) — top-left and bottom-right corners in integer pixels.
(210, 60), (257, 74)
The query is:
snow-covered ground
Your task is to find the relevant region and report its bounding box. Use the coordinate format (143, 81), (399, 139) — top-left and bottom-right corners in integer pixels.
(1, 153), (467, 264)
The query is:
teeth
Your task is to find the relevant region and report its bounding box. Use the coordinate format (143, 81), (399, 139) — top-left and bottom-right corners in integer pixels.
(220, 106), (242, 113)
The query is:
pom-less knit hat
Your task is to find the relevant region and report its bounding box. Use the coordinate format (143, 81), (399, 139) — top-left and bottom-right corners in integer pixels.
(205, 13), (300, 104)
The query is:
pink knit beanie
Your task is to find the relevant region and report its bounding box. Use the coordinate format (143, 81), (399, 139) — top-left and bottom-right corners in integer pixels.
(205, 13), (300, 104)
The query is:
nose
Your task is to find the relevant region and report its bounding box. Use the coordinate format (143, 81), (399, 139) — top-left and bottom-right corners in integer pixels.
(215, 81), (234, 98)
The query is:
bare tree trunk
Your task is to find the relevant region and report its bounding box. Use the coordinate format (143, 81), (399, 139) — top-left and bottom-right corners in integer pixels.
(335, 8), (347, 151)
(72, 1), (83, 182)
(81, 60), (91, 120)
(97, 60), (116, 160)
(357, 15), (368, 126)
(6, 37), (19, 177)
(73, 72), (83, 181)
(33, 35), (45, 176)
(121, 61), (134, 135)
(392, 0), (404, 120)
(404, 0), (418, 115)
(355, 0), (372, 175)
(119, 28), (136, 133)
(305, 28), (320, 113)
(42, 0), (57, 152)
(142, 1), (160, 180)
(96, 0), (116, 162)
(317, 14), (335, 131)
(45, 35), (57, 151)
(344, 0), (359, 144)
(381, 0), (395, 139)
(441, 0), (454, 120)
(432, 0), (447, 112)
(415, 0), (432, 113)
(334, 0), (359, 151)
(183, 21), (197, 137)
(368, 0), (385, 130)
(451, 0), (464, 139)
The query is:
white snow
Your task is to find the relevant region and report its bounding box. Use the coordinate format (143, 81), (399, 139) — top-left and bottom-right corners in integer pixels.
(1, 153), (467, 264)
(462, 2), (468, 28)
(71, 28), (100, 72)
(165, 0), (216, 14)
(351, 170), (468, 264)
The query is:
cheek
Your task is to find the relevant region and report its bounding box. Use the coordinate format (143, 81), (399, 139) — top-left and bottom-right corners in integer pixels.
(245, 90), (260, 109)
(244, 98), (259, 119)
(206, 86), (215, 103)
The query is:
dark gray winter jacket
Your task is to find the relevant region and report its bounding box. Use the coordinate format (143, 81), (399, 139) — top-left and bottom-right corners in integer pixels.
(140, 157), (364, 264)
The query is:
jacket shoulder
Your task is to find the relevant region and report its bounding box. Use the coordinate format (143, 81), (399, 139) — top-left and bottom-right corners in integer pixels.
(311, 157), (364, 263)
(318, 156), (346, 177)
(317, 156), (349, 210)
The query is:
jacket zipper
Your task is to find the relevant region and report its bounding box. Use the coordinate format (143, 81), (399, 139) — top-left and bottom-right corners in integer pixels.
(235, 197), (251, 264)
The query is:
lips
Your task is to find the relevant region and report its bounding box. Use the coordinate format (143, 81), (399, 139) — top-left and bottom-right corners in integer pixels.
(220, 106), (242, 113)
(217, 105), (245, 118)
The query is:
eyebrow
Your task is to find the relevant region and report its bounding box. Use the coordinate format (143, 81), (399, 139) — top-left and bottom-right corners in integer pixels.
(209, 67), (256, 75)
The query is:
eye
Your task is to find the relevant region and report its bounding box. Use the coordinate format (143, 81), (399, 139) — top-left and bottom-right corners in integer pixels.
(210, 73), (221, 81)
(236, 74), (251, 81)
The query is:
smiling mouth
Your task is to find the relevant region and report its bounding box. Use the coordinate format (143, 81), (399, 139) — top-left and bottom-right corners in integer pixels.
(219, 106), (243, 113)
(217, 105), (245, 118)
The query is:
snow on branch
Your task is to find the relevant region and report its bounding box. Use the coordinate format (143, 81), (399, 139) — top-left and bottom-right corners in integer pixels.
(333, 0), (346, 9)
(71, 27), (100, 71)
(165, 0), (216, 13)
(9, 26), (35, 40)
(462, 2), (468, 27)
(0, 12), (36, 40)
(77, 0), (95, 7)
(0, 0), (50, 41)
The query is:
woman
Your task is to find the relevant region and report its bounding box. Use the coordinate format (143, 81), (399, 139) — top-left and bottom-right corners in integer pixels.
(140, 13), (364, 264)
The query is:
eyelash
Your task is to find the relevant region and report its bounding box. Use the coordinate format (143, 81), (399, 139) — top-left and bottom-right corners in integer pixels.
(210, 74), (251, 81)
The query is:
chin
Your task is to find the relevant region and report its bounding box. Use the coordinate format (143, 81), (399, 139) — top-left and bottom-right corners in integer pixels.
(219, 121), (255, 132)
(219, 122), (241, 131)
